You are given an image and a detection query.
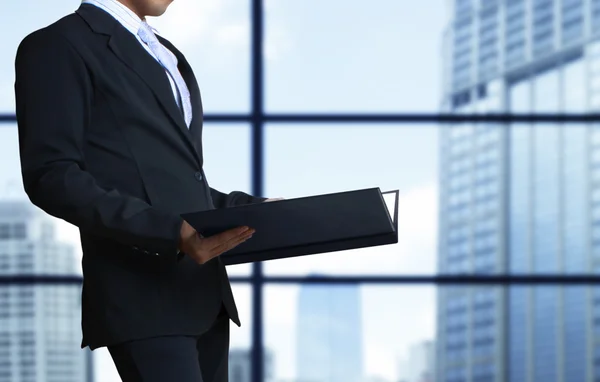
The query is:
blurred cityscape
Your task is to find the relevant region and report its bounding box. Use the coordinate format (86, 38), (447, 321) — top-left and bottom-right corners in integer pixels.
(0, 200), (91, 382)
(438, 0), (597, 381)
(2, 0), (599, 381)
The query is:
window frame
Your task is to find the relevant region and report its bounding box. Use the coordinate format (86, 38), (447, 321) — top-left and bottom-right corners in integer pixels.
(2, 1), (600, 382)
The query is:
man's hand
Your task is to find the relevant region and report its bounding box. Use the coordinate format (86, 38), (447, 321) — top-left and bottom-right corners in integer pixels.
(265, 197), (284, 202)
(178, 220), (255, 265)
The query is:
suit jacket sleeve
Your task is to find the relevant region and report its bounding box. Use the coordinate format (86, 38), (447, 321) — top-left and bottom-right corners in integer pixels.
(210, 188), (267, 209)
(14, 29), (184, 256)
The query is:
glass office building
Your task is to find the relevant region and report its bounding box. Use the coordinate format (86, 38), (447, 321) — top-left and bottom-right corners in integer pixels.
(0, 201), (88, 382)
(296, 283), (363, 382)
(228, 349), (274, 382)
(439, 1), (600, 381)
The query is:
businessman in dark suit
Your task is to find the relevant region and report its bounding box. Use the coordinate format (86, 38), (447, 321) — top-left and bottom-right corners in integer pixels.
(14, 0), (280, 380)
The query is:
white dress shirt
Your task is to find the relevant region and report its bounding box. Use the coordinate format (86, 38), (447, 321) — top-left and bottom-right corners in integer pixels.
(81, 0), (186, 110)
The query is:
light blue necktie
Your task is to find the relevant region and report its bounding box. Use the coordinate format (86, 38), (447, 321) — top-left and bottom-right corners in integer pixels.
(137, 21), (192, 128)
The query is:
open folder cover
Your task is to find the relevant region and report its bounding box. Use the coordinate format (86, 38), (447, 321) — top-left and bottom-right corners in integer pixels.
(181, 187), (399, 265)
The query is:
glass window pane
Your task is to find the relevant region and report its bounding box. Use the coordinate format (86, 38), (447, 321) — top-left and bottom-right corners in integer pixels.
(264, 285), (435, 382)
(203, 123), (252, 276)
(264, 284), (592, 382)
(203, 124), (252, 196)
(0, 283), (251, 382)
(265, 1), (447, 112)
(264, 1), (592, 113)
(0, 125), (21, 198)
(265, 122), (595, 276)
(3, 0), (249, 113)
(265, 124), (438, 275)
(149, 0), (250, 112)
(0, 284), (90, 381)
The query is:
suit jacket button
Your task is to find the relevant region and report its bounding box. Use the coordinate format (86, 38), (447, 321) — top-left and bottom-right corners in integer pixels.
(194, 171), (203, 181)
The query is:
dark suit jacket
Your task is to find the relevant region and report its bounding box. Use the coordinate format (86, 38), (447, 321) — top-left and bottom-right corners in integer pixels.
(14, 3), (265, 350)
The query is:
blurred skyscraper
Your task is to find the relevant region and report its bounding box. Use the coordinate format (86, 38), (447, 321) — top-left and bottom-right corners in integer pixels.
(408, 341), (435, 382)
(296, 281), (363, 382)
(0, 200), (89, 382)
(228, 347), (274, 382)
(438, 0), (599, 381)
(397, 340), (436, 382)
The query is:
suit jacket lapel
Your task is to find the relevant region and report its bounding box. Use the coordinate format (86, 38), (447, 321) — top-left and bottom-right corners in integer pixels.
(157, 36), (204, 135)
(76, 4), (202, 166)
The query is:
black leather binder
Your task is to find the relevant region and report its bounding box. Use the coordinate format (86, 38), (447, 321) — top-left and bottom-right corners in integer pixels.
(181, 187), (399, 265)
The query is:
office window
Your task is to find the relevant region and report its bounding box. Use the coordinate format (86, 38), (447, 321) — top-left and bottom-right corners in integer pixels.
(265, 124), (438, 276)
(202, 124), (253, 276)
(2, 0), (251, 113)
(264, 285), (436, 382)
(562, 0), (583, 46)
(265, 1), (447, 112)
(149, 0), (251, 112)
(262, 284), (599, 382)
(594, 0), (600, 34)
(3, 2), (600, 382)
(12, 223), (26, 240)
(0, 225), (8, 241)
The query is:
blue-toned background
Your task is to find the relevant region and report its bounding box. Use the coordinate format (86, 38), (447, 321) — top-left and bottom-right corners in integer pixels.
(0, 1), (595, 382)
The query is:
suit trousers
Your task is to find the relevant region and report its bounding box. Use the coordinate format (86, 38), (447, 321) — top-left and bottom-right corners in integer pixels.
(107, 303), (230, 382)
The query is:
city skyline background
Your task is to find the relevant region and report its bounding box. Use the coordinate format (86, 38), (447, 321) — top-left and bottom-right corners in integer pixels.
(2, 0), (592, 381)
(296, 284), (363, 382)
(0, 200), (90, 382)
(438, 1), (600, 381)
(1, 1), (446, 381)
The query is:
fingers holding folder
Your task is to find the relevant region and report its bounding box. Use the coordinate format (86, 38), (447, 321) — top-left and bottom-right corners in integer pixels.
(177, 196), (284, 264)
(178, 221), (256, 265)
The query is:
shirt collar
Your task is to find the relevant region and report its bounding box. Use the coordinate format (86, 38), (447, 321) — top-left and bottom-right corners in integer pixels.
(81, 0), (161, 36)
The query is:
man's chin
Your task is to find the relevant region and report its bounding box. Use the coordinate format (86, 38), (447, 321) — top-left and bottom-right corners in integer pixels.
(147, 8), (169, 17)
(147, 1), (174, 17)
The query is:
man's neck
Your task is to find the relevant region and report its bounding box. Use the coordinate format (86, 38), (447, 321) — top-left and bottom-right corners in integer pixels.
(115, 0), (146, 20)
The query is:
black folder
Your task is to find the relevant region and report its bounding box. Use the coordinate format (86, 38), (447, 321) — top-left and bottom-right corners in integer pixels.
(181, 187), (399, 265)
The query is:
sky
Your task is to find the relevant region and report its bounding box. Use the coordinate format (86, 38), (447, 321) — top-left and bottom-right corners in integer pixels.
(0, 0), (449, 381)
